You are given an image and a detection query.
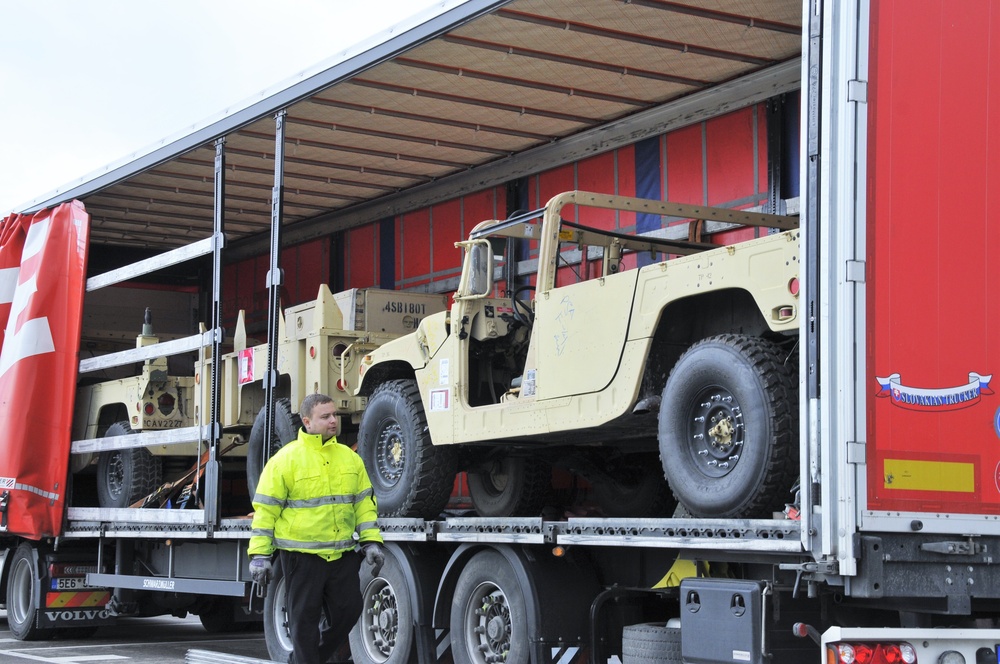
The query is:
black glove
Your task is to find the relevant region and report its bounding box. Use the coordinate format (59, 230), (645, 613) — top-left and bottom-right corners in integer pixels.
(363, 543), (384, 577)
(249, 556), (272, 585)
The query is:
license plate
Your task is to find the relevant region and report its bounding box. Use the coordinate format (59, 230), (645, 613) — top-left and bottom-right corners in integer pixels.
(51, 577), (91, 590)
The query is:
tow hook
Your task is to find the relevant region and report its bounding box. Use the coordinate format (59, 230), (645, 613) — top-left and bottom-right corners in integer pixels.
(0, 490), (8, 531)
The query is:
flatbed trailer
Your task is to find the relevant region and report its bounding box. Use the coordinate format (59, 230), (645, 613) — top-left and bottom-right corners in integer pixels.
(3, 0), (1000, 663)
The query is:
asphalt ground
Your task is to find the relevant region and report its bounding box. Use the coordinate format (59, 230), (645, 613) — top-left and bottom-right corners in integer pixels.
(0, 610), (274, 663)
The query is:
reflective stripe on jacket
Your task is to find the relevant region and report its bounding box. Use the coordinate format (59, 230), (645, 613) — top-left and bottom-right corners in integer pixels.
(249, 428), (383, 561)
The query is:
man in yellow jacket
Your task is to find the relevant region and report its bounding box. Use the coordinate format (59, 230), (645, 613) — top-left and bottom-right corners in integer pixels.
(249, 393), (384, 664)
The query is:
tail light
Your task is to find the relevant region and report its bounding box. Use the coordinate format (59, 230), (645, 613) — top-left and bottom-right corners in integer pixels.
(827, 642), (917, 664)
(157, 392), (175, 415)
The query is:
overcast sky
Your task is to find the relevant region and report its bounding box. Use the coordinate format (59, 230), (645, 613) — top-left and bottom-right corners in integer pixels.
(0, 0), (447, 214)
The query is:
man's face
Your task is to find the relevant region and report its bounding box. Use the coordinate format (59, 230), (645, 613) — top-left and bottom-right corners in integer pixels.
(302, 401), (340, 440)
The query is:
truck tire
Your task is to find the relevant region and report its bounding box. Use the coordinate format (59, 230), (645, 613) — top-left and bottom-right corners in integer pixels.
(198, 597), (239, 633)
(451, 549), (529, 664)
(468, 456), (551, 517)
(659, 334), (797, 518)
(622, 623), (682, 664)
(96, 422), (163, 509)
(594, 451), (677, 518)
(263, 557), (293, 663)
(357, 379), (456, 518)
(6, 543), (53, 641)
(349, 549), (417, 664)
(246, 398), (301, 499)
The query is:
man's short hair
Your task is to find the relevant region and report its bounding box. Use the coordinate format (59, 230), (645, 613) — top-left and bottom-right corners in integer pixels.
(300, 393), (334, 419)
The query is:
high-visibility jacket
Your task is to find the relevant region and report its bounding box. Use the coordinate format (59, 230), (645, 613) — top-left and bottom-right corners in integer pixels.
(249, 429), (383, 561)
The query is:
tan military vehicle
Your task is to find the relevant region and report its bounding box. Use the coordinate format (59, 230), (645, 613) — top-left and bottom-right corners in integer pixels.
(355, 191), (800, 520)
(71, 286), (447, 508)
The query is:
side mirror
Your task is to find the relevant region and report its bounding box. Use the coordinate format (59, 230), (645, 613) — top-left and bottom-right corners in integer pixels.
(456, 238), (494, 299)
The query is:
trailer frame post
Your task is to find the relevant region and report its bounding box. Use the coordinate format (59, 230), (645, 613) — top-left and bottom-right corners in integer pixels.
(262, 110), (287, 477)
(203, 136), (227, 529)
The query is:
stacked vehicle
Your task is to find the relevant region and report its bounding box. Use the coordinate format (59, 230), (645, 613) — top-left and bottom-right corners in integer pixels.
(1, 1), (999, 662)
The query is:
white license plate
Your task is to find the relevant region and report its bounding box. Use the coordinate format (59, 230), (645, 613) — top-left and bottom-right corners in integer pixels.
(51, 577), (92, 590)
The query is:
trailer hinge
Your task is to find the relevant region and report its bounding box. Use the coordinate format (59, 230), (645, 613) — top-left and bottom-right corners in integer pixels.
(846, 440), (866, 464)
(779, 560), (839, 598)
(920, 539), (983, 556)
(845, 260), (866, 283)
(847, 80), (868, 103)
(779, 560), (839, 576)
(0, 490), (8, 532)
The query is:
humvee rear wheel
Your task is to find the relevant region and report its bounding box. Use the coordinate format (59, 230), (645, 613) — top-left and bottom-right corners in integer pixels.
(97, 422), (163, 509)
(246, 398), (302, 498)
(659, 334), (797, 518)
(358, 379), (456, 518)
(593, 451), (677, 518)
(468, 455), (551, 517)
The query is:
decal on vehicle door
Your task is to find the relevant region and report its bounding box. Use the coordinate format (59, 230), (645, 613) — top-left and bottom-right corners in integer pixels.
(238, 348), (254, 385)
(522, 369), (536, 397)
(439, 358), (449, 385)
(429, 388), (450, 412)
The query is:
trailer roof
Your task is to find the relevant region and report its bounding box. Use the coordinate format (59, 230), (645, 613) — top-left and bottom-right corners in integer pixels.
(23, 0), (801, 253)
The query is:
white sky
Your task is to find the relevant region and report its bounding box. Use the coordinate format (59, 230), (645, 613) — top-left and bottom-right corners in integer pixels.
(0, 0), (447, 215)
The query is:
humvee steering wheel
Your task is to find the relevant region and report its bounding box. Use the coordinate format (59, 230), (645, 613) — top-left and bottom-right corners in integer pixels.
(511, 285), (535, 328)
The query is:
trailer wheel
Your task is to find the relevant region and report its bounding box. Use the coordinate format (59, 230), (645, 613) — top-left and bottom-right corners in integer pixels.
(358, 379), (456, 518)
(659, 335), (797, 518)
(96, 422), (163, 509)
(622, 623), (682, 664)
(263, 557), (293, 663)
(349, 550), (417, 664)
(468, 456), (551, 517)
(7, 543), (53, 641)
(247, 398), (301, 499)
(594, 451), (677, 518)
(198, 597), (239, 633)
(451, 550), (529, 664)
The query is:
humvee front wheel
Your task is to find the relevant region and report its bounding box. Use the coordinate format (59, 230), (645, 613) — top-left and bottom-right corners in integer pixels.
(358, 379), (456, 518)
(659, 334), (797, 518)
(96, 421), (163, 509)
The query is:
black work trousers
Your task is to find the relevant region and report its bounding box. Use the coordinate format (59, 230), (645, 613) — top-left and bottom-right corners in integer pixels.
(280, 549), (363, 664)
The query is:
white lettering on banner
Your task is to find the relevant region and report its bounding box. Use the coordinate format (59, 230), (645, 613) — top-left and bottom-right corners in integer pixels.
(0, 267), (18, 304)
(22, 216), (51, 259)
(0, 312), (55, 378)
(0, 217), (56, 378)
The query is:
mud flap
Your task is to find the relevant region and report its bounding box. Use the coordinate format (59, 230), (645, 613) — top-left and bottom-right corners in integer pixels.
(0, 490), (8, 531)
(680, 578), (766, 664)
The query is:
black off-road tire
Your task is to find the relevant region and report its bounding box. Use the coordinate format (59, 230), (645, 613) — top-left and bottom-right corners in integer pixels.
(622, 623), (682, 664)
(357, 379), (456, 518)
(594, 451), (677, 518)
(659, 334), (798, 519)
(246, 398), (301, 498)
(468, 455), (551, 517)
(96, 422), (163, 509)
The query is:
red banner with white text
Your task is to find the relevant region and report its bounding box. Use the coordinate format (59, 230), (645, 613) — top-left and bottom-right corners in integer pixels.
(0, 201), (89, 538)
